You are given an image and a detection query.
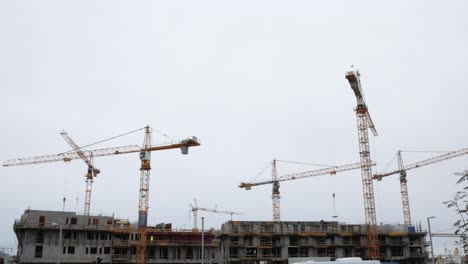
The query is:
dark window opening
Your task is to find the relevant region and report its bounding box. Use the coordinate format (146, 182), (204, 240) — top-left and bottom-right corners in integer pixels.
(68, 246), (75, 254)
(273, 236), (282, 246)
(262, 248), (272, 257)
(64, 231), (72, 239)
(288, 247), (299, 257)
(186, 248), (193, 259)
(289, 236), (299, 246)
(70, 217), (77, 225)
(36, 231), (44, 243)
(34, 245), (43, 258)
(317, 248), (327, 257)
(244, 236), (253, 246)
(273, 247), (281, 258)
(391, 247), (404, 256)
(90, 247), (97, 254)
(38, 216), (45, 225)
(148, 247), (155, 259)
(246, 248), (257, 257)
(93, 219), (99, 225)
(260, 237), (272, 246)
(230, 237), (239, 245)
(160, 248), (168, 259)
(317, 237), (326, 245)
(229, 248), (239, 258)
(104, 247), (111, 254)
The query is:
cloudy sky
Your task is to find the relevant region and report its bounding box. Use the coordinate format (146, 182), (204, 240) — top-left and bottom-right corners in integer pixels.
(1, 0), (467, 256)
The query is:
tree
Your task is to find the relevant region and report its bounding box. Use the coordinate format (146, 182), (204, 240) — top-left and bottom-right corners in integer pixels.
(444, 169), (468, 253)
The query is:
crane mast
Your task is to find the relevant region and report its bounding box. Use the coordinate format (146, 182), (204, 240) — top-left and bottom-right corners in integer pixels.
(398, 151), (412, 225)
(272, 160), (280, 222)
(135, 127), (200, 264)
(136, 127), (151, 264)
(346, 69), (380, 260)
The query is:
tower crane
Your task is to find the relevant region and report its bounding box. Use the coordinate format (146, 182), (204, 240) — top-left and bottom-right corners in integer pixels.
(60, 130), (101, 216)
(345, 69), (380, 260)
(239, 160), (376, 221)
(189, 199), (243, 229)
(3, 126), (201, 264)
(373, 147), (468, 225)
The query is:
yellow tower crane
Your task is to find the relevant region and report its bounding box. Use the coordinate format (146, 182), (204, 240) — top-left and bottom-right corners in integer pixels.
(373, 147), (468, 225)
(3, 126), (201, 264)
(239, 159), (375, 221)
(345, 69), (380, 260)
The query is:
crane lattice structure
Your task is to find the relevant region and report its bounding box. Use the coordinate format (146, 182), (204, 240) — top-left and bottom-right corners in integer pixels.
(4, 126), (201, 264)
(189, 199), (243, 229)
(61, 130), (101, 216)
(373, 147), (468, 225)
(239, 159), (375, 221)
(345, 69), (380, 260)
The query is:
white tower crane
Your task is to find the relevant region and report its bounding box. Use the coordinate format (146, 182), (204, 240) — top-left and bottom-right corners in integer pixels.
(189, 199), (243, 229)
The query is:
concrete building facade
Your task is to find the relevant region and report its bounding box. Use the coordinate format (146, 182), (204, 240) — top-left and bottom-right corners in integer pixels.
(13, 210), (428, 264)
(218, 221), (428, 264)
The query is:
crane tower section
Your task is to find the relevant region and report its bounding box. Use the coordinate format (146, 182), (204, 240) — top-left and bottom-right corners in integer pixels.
(271, 160), (280, 222)
(397, 151), (412, 225)
(346, 70), (380, 260)
(136, 126), (151, 264)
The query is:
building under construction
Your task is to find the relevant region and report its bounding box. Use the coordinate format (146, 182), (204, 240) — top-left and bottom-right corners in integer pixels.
(14, 210), (428, 264)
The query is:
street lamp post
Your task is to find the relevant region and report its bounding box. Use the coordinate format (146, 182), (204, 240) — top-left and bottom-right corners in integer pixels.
(427, 216), (436, 264)
(52, 223), (63, 264)
(201, 217), (205, 264)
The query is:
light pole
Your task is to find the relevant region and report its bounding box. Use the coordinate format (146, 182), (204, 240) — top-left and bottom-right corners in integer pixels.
(52, 223), (63, 264)
(427, 216), (436, 264)
(201, 217), (205, 264)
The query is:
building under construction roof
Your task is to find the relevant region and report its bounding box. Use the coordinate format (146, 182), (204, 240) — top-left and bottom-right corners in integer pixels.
(13, 210), (428, 264)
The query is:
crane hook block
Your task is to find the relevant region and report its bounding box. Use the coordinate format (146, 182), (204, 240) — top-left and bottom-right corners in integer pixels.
(181, 146), (189, 155)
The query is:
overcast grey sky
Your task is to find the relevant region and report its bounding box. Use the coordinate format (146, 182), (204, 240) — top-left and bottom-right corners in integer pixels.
(1, 0), (467, 255)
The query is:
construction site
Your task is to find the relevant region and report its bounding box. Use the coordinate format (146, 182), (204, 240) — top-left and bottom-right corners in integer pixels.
(3, 69), (467, 264)
(13, 209), (428, 264)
